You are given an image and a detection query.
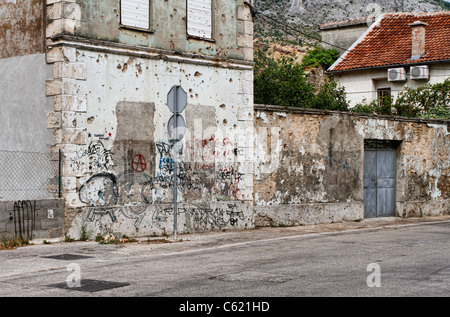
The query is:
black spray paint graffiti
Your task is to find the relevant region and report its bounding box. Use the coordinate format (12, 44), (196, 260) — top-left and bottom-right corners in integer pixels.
(76, 140), (114, 174)
(13, 200), (36, 240)
(79, 169), (178, 228)
(79, 171), (153, 207)
(78, 141), (244, 205)
(78, 140), (246, 230)
(152, 203), (245, 232)
(155, 140), (245, 198)
(85, 205), (148, 229)
(82, 201), (245, 232)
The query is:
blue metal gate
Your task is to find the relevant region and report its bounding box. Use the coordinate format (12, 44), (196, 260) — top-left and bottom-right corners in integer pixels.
(363, 149), (397, 218)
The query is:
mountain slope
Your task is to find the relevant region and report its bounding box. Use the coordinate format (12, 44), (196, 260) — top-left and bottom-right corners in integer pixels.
(254, 0), (449, 43)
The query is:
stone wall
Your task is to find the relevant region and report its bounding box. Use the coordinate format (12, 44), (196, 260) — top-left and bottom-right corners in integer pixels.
(254, 105), (449, 226)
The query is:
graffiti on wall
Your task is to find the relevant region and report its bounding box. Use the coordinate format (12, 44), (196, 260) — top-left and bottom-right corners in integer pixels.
(153, 203), (245, 232)
(72, 140), (114, 175)
(76, 137), (247, 231)
(132, 154), (147, 172)
(77, 154), (244, 205)
(155, 139), (244, 199)
(81, 202), (245, 232)
(13, 200), (36, 240)
(79, 170), (154, 207)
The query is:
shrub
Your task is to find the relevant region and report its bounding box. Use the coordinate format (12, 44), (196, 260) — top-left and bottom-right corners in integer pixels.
(353, 79), (450, 120)
(394, 79), (450, 119)
(0, 237), (30, 250)
(310, 80), (349, 111)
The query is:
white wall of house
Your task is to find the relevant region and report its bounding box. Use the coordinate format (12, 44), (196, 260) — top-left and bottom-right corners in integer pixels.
(334, 62), (450, 107)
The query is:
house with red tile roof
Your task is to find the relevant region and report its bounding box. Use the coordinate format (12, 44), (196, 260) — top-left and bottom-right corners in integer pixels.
(327, 12), (450, 106)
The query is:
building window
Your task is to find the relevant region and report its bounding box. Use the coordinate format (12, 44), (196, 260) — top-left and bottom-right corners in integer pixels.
(120, 0), (151, 31)
(187, 0), (213, 40)
(377, 88), (392, 106)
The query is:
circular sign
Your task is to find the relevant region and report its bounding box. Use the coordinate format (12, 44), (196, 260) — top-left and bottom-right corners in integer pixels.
(168, 114), (186, 141)
(132, 154), (147, 172)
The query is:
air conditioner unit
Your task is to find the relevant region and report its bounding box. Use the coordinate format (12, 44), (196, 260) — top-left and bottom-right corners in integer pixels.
(410, 65), (429, 80)
(388, 68), (407, 82)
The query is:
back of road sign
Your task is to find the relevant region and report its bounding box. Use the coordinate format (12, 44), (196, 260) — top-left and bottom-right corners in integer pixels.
(167, 85), (187, 114)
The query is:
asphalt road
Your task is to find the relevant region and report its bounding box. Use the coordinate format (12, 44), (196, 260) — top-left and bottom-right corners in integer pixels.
(0, 218), (449, 300)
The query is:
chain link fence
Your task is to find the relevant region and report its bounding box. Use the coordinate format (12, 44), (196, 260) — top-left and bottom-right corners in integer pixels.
(0, 150), (59, 201)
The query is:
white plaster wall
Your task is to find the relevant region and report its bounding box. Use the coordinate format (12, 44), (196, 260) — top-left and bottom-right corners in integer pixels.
(64, 48), (255, 238)
(335, 63), (450, 107)
(73, 49), (254, 181)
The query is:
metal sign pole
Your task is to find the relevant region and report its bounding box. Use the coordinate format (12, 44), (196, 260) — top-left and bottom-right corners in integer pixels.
(167, 85), (186, 241)
(173, 143), (178, 241)
(173, 90), (178, 241)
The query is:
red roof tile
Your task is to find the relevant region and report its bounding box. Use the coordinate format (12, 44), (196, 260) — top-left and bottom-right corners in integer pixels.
(329, 12), (450, 72)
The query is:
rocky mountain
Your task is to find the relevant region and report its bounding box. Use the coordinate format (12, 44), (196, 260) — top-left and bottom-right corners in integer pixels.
(253, 0), (450, 43)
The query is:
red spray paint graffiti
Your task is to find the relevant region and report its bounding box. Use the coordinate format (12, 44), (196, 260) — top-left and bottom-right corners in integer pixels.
(132, 154), (147, 172)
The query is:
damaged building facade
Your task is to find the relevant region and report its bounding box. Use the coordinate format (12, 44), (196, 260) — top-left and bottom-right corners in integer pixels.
(1, 0), (256, 240)
(0, 1), (448, 241)
(48, 0), (256, 239)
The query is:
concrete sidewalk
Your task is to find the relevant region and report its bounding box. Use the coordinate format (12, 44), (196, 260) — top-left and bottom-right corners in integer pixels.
(6, 215), (450, 250)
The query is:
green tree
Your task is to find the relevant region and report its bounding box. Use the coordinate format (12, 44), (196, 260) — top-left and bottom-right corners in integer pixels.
(254, 48), (349, 110)
(310, 80), (349, 111)
(254, 49), (315, 107)
(301, 46), (341, 69)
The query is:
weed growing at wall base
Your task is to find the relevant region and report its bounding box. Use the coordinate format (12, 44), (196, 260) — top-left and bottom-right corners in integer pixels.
(95, 233), (137, 245)
(80, 225), (90, 241)
(0, 237), (30, 250)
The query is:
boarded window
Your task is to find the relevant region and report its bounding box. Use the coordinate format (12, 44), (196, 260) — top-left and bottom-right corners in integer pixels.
(121, 0), (150, 30)
(187, 0), (213, 39)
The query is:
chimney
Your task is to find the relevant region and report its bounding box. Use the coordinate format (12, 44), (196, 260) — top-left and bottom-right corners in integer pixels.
(409, 21), (428, 60)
